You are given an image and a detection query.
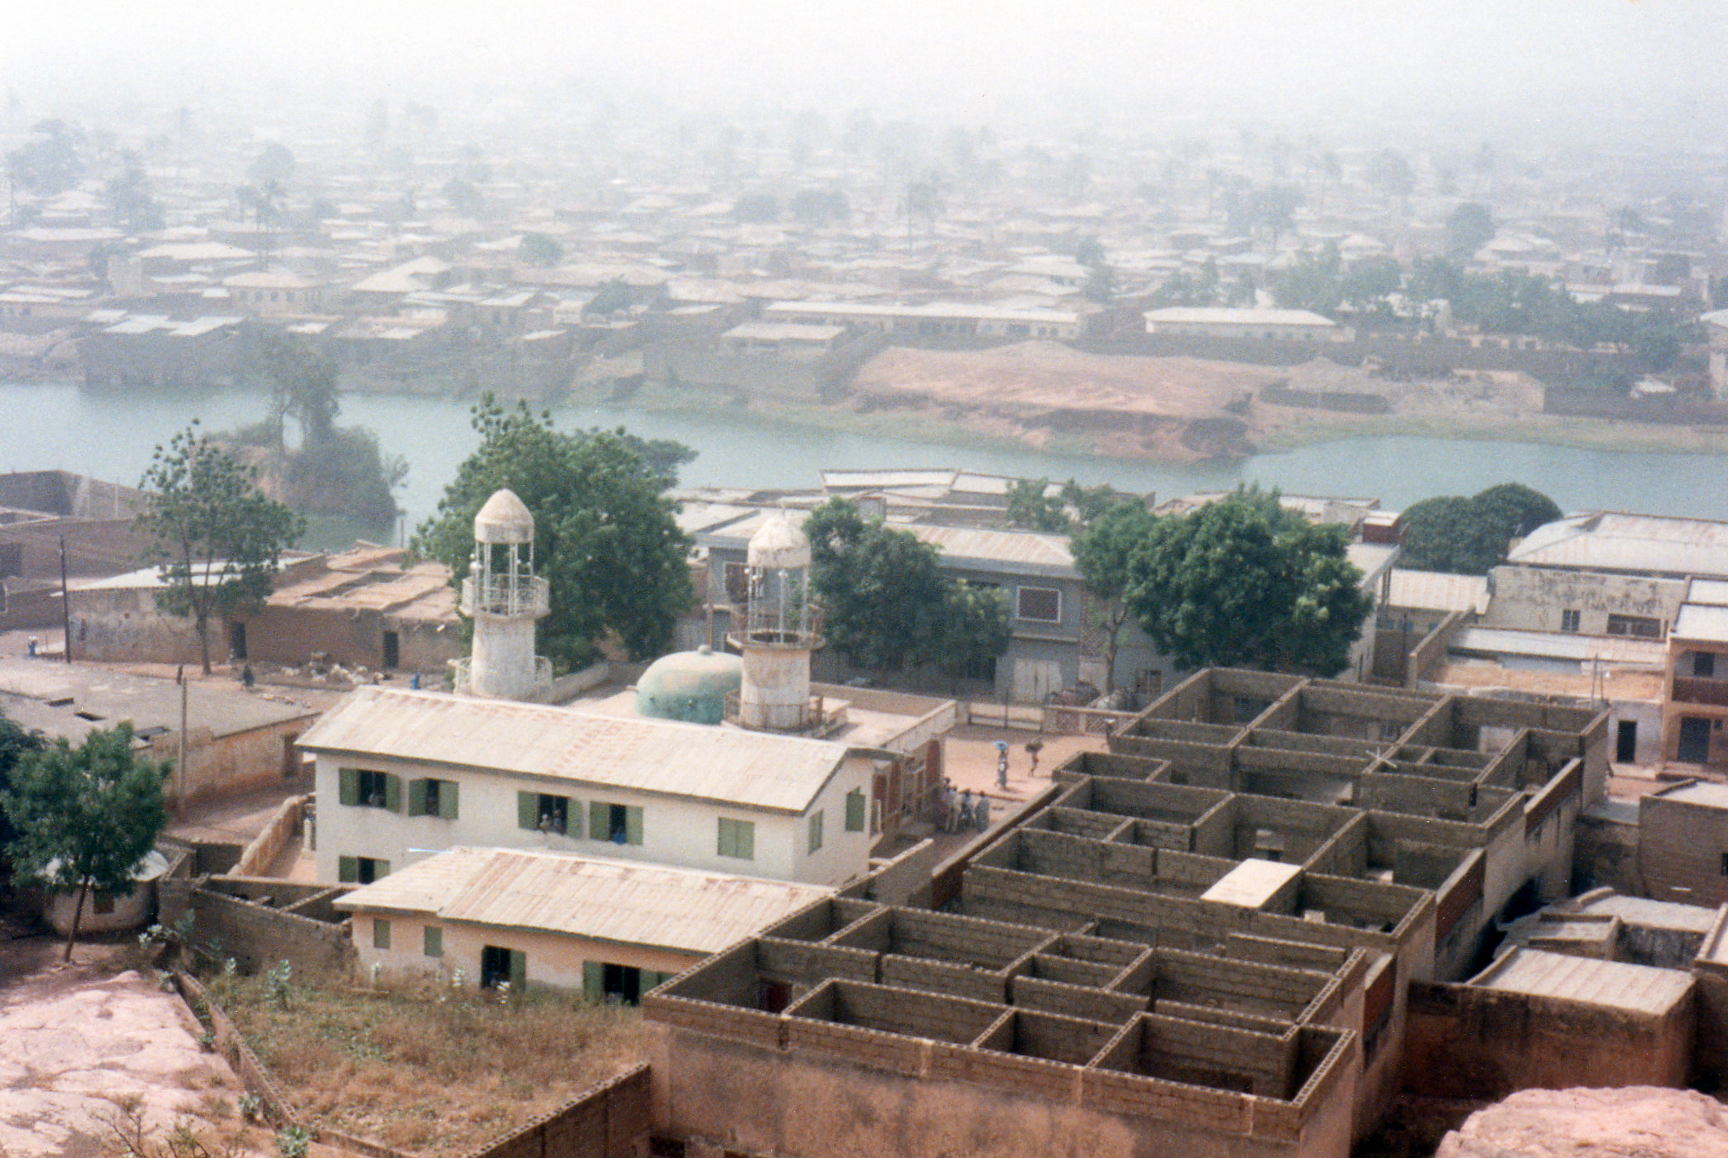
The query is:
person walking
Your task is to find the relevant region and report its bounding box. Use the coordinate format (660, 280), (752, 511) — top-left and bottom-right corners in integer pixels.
(1025, 738), (1044, 775)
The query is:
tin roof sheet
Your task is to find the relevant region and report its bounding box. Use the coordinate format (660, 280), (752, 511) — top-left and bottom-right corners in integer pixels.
(298, 687), (849, 813)
(1473, 948), (1692, 1016)
(1675, 603), (1728, 643)
(1386, 569), (1490, 614)
(1508, 512), (1728, 578)
(336, 847), (830, 954)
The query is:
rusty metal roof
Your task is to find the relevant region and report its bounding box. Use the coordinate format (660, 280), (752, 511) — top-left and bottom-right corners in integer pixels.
(298, 687), (850, 813)
(335, 847), (830, 954)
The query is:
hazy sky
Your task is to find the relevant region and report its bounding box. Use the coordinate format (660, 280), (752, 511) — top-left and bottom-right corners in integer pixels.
(4, 1), (1724, 128)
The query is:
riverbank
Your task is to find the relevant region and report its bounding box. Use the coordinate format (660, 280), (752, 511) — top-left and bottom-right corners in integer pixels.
(9, 378), (1728, 526)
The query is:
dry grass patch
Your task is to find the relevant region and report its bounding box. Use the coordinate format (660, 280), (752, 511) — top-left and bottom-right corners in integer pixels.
(206, 972), (648, 1156)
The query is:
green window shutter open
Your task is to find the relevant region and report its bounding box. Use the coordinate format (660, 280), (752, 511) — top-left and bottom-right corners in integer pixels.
(338, 855), (358, 883)
(423, 926), (443, 958)
(339, 767), (359, 807)
(407, 779), (428, 817)
(740, 820), (754, 860)
(383, 774), (402, 812)
(809, 810), (824, 854)
(439, 781), (459, 820)
(518, 791), (538, 830)
(509, 949), (527, 991)
(375, 859), (391, 879)
(583, 960), (603, 1001)
(373, 918), (391, 950)
(568, 798), (583, 839)
(589, 801), (606, 842)
(625, 806), (643, 846)
(845, 789), (865, 832)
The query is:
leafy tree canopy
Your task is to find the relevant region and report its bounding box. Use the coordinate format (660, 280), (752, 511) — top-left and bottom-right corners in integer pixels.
(1399, 483), (1561, 575)
(519, 231), (564, 267)
(137, 424), (306, 673)
(6, 119), (84, 196)
(1006, 478), (1070, 533)
(248, 141), (296, 188)
(804, 499), (948, 676)
(732, 192), (779, 223)
(1071, 500), (1158, 692)
(1125, 488), (1369, 676)
(935, 581), (1012, 688)
(413, 397), (693, 667)
(1, 723), (168, 960)
(1446, 202), (1496, 260)
(584, 278), (632, 316)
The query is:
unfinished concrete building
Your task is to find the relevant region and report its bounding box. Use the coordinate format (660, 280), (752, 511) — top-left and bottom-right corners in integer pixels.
(644, 669), (1607, 1158)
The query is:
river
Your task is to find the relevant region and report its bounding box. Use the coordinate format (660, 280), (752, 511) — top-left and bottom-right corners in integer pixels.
(3, 381), (1724, 547)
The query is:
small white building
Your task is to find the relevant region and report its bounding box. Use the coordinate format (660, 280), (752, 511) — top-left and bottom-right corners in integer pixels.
(299, 686), (878, 887)
(334, 846), (830, 1000)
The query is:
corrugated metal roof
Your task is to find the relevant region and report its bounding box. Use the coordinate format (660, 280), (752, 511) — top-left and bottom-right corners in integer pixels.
(1474, 948), (1692, 1015)
(1386, 569), (1489, 614)
(1675, 604), (1728, 643)
(298, 687), (849, 813)
(700, 507), (1075, 577)
(1449, 627), (1667, 665)
(335, 846), (829, 954)
(1508, 512), (1728, 578)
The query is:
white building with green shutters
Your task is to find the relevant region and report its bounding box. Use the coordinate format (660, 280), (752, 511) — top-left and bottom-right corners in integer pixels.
(333, 845), (830, 1001)
(300, 685), (878, 888)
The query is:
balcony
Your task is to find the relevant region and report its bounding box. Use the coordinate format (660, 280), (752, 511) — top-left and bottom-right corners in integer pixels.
(724, 690), (844, 735)
(460, 574), (549, 619)
(725, 599), (824, 651)
(1672, 676), (1728, 709)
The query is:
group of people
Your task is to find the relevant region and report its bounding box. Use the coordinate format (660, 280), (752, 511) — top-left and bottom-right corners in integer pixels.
(937, 779), (992, 834)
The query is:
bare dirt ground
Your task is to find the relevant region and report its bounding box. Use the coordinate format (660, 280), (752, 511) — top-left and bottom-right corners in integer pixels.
(0, 931), (257, 1158)
(846, 342), (1703, 462)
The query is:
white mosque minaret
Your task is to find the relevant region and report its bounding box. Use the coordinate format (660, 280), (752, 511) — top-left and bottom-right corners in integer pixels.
(456, 488), (551, 701)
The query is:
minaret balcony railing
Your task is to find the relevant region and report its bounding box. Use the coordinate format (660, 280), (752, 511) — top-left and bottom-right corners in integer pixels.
(460, 574), (550, 618)
(726, 599), (824, 649)
(452, 655), (553, 697)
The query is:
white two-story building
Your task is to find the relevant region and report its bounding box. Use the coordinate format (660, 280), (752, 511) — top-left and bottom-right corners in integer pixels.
(300, 685), (878, 888)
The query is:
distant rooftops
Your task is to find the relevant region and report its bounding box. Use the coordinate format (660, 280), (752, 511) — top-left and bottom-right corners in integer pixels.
(1507, 512), (1728, 579)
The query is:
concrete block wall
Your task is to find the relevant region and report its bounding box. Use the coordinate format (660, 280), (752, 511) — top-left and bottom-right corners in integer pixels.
(188, 886), (352, 977)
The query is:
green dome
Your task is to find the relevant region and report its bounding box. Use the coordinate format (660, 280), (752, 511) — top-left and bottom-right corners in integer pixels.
(635, 647), (742, 725)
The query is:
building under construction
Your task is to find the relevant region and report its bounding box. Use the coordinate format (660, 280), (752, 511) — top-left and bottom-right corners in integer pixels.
(644, 668), (1610, 1158)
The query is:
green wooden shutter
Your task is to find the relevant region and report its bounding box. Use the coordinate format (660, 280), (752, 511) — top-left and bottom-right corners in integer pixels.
(439, 781), (459, 820)
(589, 801), (607, 842)
(383, 774), (402, 812)
(717, 818), (732, 857)
(339, 767), (359, 807)
(518, 791), (538, 830)
(407, 779), (428, 817)
(338, 856), (358, 883)
(625, 806), (643, 846)
(508, 949), (527, 991)
(583, 960), (604, 1001)
(423, 926), (443, 958)
(373, 918), (391, 950)
(739, 820), (754, 860)
(567, 797), (583, 839)
(845, 789), (865, 832)
(375, 859), (391, 879)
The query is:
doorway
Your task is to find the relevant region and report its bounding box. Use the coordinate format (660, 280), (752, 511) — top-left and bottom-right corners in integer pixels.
(227, 621), (247, 661)
(1616, 719), (1638, 763)
(1678, 717), (1712, 764)
(382, 630), (400, 669)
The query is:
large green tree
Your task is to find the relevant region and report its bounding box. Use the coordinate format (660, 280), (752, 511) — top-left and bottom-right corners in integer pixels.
(934, 581), (1012, 691)
(6, 119), (84, 195)
(1399, 483), (1561, 575)
(1125, 490), (1369, 676)
(804, 499), (949, 677)
(413, 397), (692, 668)
(1070, 500), (1159, 693)
(1, 724), (168, 960)
(137, 425), (306, 674)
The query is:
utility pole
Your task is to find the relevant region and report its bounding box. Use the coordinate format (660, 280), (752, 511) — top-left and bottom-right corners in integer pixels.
(58, 535), (72, 663)
(176, 665), (189, 813)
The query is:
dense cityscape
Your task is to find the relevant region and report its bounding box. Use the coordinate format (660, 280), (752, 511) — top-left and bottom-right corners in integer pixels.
(3, 4), (1728, 1157)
